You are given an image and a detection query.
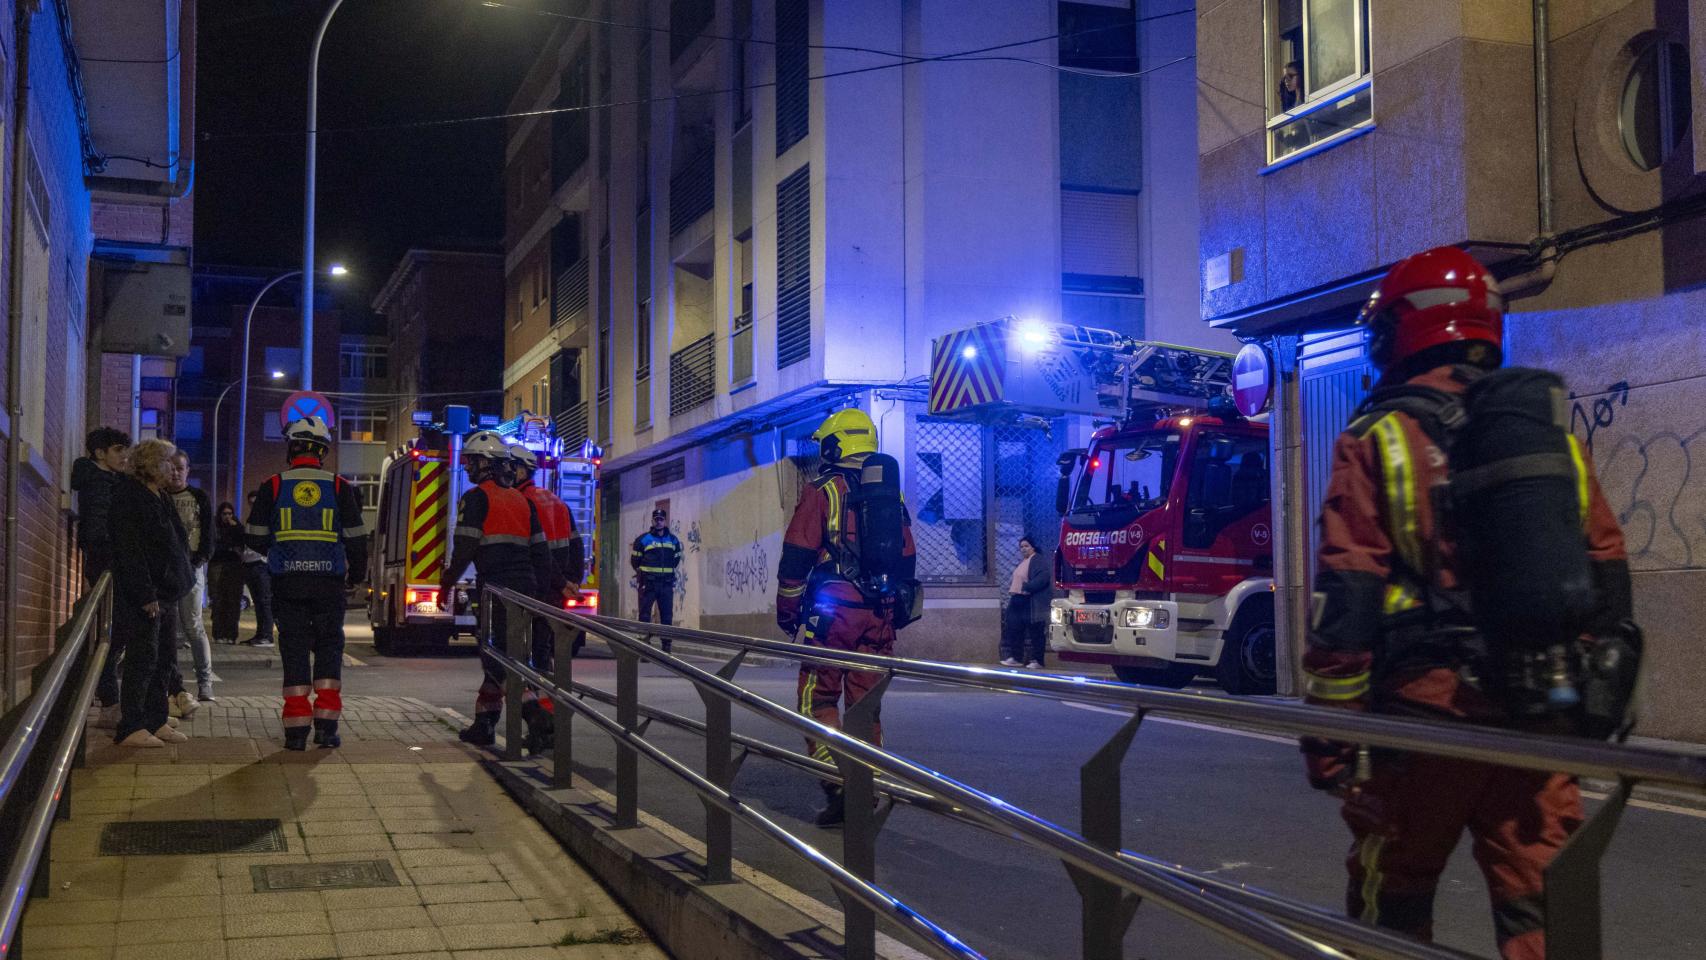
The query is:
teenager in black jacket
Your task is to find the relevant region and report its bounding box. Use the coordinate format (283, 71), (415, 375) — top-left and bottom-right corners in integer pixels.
(109, 441), (194, 748)
(71, 427), (130, 712)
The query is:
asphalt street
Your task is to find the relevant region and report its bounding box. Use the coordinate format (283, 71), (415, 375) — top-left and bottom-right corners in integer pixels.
(205, 611), (1706, 960)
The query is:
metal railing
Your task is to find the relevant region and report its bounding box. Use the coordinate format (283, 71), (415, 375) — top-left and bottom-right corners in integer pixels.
(553, 401), (589, 450)
(669, 146), (715, 238)
(482, 587), (1677, 960)
(668, 334), (715, 417)
(553, 257), (589, 329)
(0, 574), (113, 958)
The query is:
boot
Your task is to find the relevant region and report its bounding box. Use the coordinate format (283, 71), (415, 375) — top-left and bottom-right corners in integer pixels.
(813, 786), (846, 827)
(313, 719), (341, 749)
(521, 702), (554, 754)
(197, 680), (216, 702)
(284, 727), (311, 751)
(458, 715), (498, 746)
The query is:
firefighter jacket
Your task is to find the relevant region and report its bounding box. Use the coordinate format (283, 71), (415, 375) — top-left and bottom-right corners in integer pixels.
(775, 467), (917, 634)
(1306, 365), (1630, 720)
(442, 480), (549, 595)
(245, 457), (369, 599)
(519, 479), (582, 591)
(631, 529), (682, 581)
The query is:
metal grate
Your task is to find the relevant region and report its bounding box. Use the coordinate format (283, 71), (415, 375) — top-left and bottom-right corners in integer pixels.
(553, 257), (589, 329)
(911, 417), (986, 580)
(669, 335), (715, 417)
(992, 421), (1064, 577)
(776, 165), (811, 369)
(651, 457), (686, 488)
(251, 860), (400, 893)
(101, 819), (287, 857)
(670, 147), (715, 238)
(555, 401), (589, 449)
(775, 0), (808, 154)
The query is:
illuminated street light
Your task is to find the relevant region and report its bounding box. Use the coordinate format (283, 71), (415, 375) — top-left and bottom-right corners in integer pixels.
(329, 263), (349, 277)
(271, 370), (286, 379)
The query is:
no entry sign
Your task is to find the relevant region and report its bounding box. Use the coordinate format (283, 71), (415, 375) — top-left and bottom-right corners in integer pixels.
(1232, 344), (1273, 418)
(279, 390), (336, 431)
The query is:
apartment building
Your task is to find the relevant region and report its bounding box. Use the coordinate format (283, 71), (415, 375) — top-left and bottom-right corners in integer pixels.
(1198, 0), (1706, 739)
(502, 0), (1216, 658)
(371, 247), (505, 442)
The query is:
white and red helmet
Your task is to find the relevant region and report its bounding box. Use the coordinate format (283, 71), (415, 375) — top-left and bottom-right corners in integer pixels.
(1358, 246), (1504, 376)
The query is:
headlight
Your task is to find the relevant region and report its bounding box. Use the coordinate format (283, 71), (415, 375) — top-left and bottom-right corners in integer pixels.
(1124, 606), (1156, 629)
(1049, 607), (1065, 625)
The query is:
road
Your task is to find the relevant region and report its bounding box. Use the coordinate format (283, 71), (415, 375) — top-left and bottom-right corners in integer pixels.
(207, 611), (1706, 960)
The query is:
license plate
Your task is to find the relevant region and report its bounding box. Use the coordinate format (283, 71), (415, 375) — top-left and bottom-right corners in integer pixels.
(1073, 609), (1101, 624)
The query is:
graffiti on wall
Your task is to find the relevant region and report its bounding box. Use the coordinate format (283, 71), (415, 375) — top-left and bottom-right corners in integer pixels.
(721, 538), (771, 600)
(1570, 381), (1630, 454)
(1569, 381), (1706, 569)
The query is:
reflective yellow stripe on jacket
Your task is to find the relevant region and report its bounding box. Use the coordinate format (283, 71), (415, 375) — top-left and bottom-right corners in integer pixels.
(1369, 415), (1424, 575)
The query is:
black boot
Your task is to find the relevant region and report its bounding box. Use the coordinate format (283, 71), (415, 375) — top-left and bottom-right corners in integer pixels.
(313, 719), (341, 749)
(284, 728), (310, 752)
(459, 714), (498, 746)
(813, 786), (846, 827)
(521, 702), (554, 754)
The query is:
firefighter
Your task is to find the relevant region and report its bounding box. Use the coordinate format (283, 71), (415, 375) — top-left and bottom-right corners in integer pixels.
(509, 443), (583, 751)
(245, 417), (367, 751)
(439, 431), (550, 747)
(630, 508), (682, 652)
(775, 408), (916, 826)
(1303, 246), (1631, 960)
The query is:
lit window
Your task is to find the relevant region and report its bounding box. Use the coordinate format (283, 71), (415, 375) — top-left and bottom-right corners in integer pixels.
(1265, 0), (1373, 165)
(338, 407), (390, 444)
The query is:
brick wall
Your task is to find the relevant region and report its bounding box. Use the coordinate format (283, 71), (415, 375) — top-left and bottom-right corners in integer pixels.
(91, 195), (194, 248)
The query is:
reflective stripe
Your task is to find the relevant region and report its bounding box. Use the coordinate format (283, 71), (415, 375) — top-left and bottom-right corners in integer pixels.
(1567, 435), (1591, 527)
(1306, 671), (1370, 701)
(1370, 415), (1424, 573)
(482, 533), (533, 547)
(245, 523), (270, 536)
(277, 530), (338, 542)
(638, 566), (675, 575)
(283, 685), (312, 697)
(778, 584), (805, 598)
(531, 532), (547, 544)
(455, 525), (482, 540)
(1146, 540), (1166, 581)
(313, 678), (341, 690)
(283, 716), (313, 728)
(1382, 582), (1422, 615)
(1359, 834), (1387, 925)
(343, 523), (368, 538)
(548, 537), (574, 550)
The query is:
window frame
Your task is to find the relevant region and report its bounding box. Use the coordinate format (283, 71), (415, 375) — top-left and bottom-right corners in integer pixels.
(338, 407), (391, 445)
(1262, 0), (1374, 166)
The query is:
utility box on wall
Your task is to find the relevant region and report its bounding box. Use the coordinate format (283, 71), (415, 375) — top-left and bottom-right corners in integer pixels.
(93, 243), (191, 357)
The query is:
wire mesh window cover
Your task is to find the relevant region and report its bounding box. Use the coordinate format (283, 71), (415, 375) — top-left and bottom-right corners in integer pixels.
(775, 0), (808, 155)
(670, 334), (715, 416)
(776, 165), (811, 369)
(554, 257), (589, 328)
(651, 457), (686, 488)
(912, 417), (987, 580)
(670, 147), (715, 238)
(1062, 189), (1140, 279)
(556, 402), (591, 448)
(992, 422), (1064, 578)
(636, 373), (652, 426)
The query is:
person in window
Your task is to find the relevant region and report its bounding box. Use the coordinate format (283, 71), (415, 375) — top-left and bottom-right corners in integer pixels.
(999, 536), (1053, 669)
(209, 502), (247, 645)
(1276, 60), (1312, 154)
(109, 440), (194, 748)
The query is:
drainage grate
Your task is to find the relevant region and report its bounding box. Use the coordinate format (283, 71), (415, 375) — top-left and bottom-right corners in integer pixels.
(100, 819), (287, 857)
(251, 860), (401, 893)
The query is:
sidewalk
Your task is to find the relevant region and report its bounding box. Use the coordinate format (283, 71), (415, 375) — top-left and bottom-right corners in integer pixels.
(22, 698), (667, 960)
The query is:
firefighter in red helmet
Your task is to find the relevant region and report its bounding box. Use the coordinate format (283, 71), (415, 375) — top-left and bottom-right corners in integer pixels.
(1305, 246), (1633, 960)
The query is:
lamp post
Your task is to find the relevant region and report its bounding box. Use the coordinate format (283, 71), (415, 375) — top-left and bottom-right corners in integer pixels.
(211, 371), (284, 505)
(235, 265), (346, 505)
(302, 0), (349, 391)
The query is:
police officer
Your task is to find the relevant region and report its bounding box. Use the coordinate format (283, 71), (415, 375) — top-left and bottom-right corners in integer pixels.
(509, 444), (583, 750)
(630, 508), (682, 651)
(775, 408), (915, 826)
(1304, 247), (1631, 960)
(440, 431), (550, 747)
(245, 417), (367, 750)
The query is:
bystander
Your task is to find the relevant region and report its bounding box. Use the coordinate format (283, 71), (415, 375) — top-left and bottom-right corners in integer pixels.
(109, 440), (193, 748)
(208, 502), (247, 644)
(999, 535), (1052, 670)
(71, 427), (130, 726)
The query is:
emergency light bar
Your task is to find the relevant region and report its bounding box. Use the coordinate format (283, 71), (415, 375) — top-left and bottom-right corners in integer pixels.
(411, 410), (434, 426)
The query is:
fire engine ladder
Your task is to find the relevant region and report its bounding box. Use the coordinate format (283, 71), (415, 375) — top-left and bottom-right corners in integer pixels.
(1047, 325), (1237, 420)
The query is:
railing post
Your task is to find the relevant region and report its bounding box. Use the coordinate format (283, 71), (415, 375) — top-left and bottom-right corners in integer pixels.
(695, 651), (746, 883)
(550, 622), (576, 789)
(831, 672), (894, 960)
(503, 600), (527, 761)
(612, 644), (640, 828)
(1543, 777), (1632, 960)
(1066, 710), (1145, 960)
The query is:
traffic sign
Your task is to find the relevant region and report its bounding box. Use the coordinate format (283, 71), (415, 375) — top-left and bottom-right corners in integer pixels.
(279, 390), (336, 431)
(1232, 344), (1273, 418)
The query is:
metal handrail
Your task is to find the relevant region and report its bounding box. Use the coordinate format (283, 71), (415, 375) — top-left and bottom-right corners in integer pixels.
(601, 615), (1706, 794)
(489, 587), (1362, 960)
(0, 573), (113, 955)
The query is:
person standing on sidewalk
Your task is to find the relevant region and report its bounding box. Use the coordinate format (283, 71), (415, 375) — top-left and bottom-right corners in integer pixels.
(510, 444), (582, 752)
(73, 427), (131, 725)
(630, 509), (682, 651)
(246, 417), (368, 751)
(241, 491), (277, 647)
(109, 440), (193, 748)
(167, 451), (217, 703)
(438, 431), (550, 747)
(208, 502), (247, 644)
(999, 535), (1052, 669)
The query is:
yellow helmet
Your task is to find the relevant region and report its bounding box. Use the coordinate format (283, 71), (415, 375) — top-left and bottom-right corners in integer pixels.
(812, 408), (878, 464)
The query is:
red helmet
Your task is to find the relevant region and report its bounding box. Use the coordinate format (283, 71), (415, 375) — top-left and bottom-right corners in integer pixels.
(1358, 246), (1504, 375)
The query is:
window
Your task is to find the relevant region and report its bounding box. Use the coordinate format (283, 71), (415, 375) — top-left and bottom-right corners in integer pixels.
(339, 407), (390, 444)
(18, 142), (48, 456)
(340, 342), (388, 380)
(1074, 433), (1182, 513)
(776, 165), (811, 369)
(181, 345), (205, 376)
(349, 473), (381, 510)
(1182, 434), (1270, 549)
(1265, 0), (1372, 164)
(1058, 1), (1137, 73)
(1620, 40), (1692, 171)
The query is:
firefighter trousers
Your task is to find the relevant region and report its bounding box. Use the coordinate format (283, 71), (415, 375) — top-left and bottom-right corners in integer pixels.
(1342, 750), (1583, 960)
(275, 595), (345, 733)
(475, 585), (549, 721)
(796, 604), (895, 768)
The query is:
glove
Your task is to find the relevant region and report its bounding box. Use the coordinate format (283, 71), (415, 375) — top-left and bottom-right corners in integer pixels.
(1300, 737), (1358, 793)
(776, 594), (803, 638)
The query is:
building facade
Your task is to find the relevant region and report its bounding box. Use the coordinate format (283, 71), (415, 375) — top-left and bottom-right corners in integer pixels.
(502, 0), (1218, 657)
(1198, 0), (1706, 739)
(0, 0), (196, 705)
(371, 247), (505, 439)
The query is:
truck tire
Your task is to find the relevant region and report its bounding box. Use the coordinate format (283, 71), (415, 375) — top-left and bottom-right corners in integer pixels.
(1216, 596), (1277, 695)
(1112, 663), (1198, 688)
(372, 600), (400, 656)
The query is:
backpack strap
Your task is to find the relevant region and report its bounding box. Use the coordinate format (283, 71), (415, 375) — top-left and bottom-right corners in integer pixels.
(1356, 385), (1466, 449)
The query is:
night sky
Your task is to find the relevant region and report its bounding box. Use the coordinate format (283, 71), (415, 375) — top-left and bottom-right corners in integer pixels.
(195, 0), (548, 311)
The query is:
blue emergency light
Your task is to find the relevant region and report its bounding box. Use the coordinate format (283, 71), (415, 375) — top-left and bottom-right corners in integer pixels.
(411, 410), (434, 426)
(477, 414), (501, 428)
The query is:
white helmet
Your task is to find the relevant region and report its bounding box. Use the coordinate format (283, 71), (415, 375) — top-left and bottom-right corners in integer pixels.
(284, 416), (333, 448)
(508, 444), (537, 469)
(462, 430), (509, 460)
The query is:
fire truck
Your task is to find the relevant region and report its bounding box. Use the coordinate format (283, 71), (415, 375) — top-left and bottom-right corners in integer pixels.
(366, 407), (600, 655)
(928, 320), (1275, 694)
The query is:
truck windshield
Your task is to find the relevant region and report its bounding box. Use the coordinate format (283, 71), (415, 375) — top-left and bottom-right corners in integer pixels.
(1074, 433), (1180, 513)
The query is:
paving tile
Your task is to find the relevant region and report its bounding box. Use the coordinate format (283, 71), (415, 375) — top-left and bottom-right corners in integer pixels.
(222, 934), (337, 960)
(437, 921), (563, 951)
(335, 926), (448, 957)
(303, 835), (396, 856)
(24, 946), (115, 960)
(349, 954), (451, 960)
(424, 899), (533, 927)
(23, 897), (122, 925)
(298, 819), (387, 837)
(396, 848), (492, 869)
(223, 910), (332, 939)
(113, 942), (227, 960)
(388, 833), (482, 852)
(450, 950), (562, 960)
(114, 914), (224, 944)
(220, 890), (324, 915)
(54, 860), (126, 901)
(318, 886), (424, 911)
(414, 882), (519, 906)
(327, 904), (432, 932)
(116, 895), (225, 921)
(405, 864), (505, 886)
(18, 922), (117, 948)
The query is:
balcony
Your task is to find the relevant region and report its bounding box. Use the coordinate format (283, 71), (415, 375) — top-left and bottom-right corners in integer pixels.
(554, 401), (589, 449)
(553, 258), (589, 329)
(669, 335), (715, 417)
(669, 148), (714, 239)
(731, 312), (753, 386)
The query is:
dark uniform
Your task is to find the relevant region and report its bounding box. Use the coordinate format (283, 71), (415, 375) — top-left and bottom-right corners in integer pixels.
(631, 526), (682, 625)
(518, 475), (581, 724)
(246, 458), (367, 747)
(441, 479), (550, 729)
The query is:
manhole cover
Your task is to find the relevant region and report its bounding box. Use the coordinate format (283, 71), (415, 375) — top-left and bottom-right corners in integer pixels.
(251, 860), (400, 892)
(100, 819), (287, 857)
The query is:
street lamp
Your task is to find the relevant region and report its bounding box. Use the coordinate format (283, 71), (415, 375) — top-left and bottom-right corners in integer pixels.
(210, 372), (286, 506)
(234, 265), (347, 504)
(302, 0), (349, 391)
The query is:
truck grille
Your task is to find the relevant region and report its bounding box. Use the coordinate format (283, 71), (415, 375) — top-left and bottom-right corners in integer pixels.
(1084, 591), (1116, 605)
(1072, 623), (1114, 645)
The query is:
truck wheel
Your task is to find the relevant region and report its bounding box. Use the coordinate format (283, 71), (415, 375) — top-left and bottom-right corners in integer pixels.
(373, 626), (397, 656)
(1216, 597), (1277, 695)
(1112, 664), (1198, 688)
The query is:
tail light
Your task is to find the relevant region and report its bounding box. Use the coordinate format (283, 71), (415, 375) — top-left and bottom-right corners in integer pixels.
(564, 590), (599, 612)
(406, 588), (439, 609)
